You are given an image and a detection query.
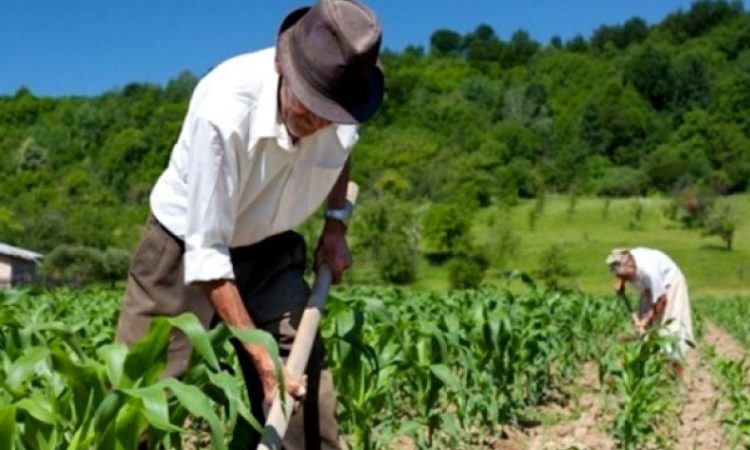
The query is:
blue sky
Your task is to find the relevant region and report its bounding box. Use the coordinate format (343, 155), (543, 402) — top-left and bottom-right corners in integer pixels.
(0, 0), (740, 97)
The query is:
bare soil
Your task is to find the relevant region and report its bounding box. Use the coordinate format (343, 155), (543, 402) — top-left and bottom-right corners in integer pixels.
(495, 322), (746, 450)
(494, 362), (616, 450)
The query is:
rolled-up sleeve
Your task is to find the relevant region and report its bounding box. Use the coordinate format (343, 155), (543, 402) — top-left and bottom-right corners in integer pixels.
(183, 116), (240, 284)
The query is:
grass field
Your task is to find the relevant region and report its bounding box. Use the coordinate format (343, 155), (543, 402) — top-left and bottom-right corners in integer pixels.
(412, 194), (749, 297)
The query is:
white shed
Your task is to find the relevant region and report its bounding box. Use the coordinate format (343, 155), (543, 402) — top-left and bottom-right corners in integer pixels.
(0, 243), (43, 289)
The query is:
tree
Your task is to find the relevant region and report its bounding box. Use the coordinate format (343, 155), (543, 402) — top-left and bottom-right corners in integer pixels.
(702, 204), (736, 250)
(673, 54), (712, 114)
(624, 45), (675, 110)
(430, 29), (463, 57)
(164, 70), (198, 102)
(664, 183), (716, 228)
(662, 0), (744, 42)
(422, 203), (470, 258)
(565, 35), (589, 52)
(16, 137), (48, 172)
(0, 207), (22, 244)
(504, 29), (540, 67)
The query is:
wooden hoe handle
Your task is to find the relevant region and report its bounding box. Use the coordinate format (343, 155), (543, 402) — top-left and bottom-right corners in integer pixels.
(257, 182), (359, 450)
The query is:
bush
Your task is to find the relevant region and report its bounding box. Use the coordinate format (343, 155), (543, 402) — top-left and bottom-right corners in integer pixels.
(595, 167), (649, 197)
(665, 183), (716, 228)
(535, 243), (576, 290)
(422, 203), (470, 256)
(41, 245), (106, 287)
(447, 239), (489, 289)
(350, 198), (420, 284)
(447, 256), (487, 289)
(702, 204), (737, 250)
(375, 234), (419, 284)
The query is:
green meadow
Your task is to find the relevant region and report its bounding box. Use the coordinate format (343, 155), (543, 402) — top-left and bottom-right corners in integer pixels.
(412, 194), (749, 297)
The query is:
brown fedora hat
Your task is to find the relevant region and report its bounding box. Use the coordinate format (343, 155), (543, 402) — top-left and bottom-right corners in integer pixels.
(277, 0), (384, 124)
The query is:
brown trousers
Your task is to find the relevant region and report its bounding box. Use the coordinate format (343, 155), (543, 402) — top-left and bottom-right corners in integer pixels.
(115, 215), (340, 450)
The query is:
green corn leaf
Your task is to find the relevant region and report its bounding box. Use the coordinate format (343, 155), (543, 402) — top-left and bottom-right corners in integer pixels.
(113, 402), (145, 450)
(15, 394), (56, 425)
(206, 369), (262, 431)
(49, 346), (106, 422)
(167, 313), (219, 370)
(122, 385), (181, 433)
(0, 404), (16, 450)
(6, 346), (50, 392)
(98, 343), (128, 388)
(156, 378), (227, 450)
(92, 391), (123, 442)
(430, 364), (461, 391)
(228, 326), (282, 375)
(122, 317), (172, 387)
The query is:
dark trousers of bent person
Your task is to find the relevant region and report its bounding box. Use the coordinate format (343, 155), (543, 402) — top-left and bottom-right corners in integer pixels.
(115, 214), (340, 450)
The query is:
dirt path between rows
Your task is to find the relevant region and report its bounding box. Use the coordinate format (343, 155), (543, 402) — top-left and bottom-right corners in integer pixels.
(674, 322), (735, 450)
(497, 322), (747, 450)
(674, 322), (748, 450)
(495, 361), (615, 450)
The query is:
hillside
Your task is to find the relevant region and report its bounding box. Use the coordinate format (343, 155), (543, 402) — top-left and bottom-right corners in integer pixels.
(0, 0), (748, 290)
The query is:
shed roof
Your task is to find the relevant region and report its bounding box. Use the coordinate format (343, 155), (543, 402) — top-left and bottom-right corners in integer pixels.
(0, 243), (43, 261)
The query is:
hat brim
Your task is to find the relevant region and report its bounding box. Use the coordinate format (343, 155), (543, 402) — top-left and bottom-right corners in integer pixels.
(276, 7), (384, 125)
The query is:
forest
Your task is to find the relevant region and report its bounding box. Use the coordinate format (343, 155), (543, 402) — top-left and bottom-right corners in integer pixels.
(0, 0), (748, 287)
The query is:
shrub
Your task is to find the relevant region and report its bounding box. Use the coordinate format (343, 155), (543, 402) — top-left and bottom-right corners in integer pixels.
(535, 243), (576, 290)
(447, 239), (489, 289)
(447, 255), (487, 289)
(595, 167), (648, 197)
(375, 233), (418, 284)
(40, 244), (107, 287)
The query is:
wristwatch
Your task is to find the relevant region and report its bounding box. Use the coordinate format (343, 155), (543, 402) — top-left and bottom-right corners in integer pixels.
(324, 201), (354, 227)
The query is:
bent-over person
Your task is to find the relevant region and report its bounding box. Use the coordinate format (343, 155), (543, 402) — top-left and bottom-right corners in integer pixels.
(606, 247), (695, 372)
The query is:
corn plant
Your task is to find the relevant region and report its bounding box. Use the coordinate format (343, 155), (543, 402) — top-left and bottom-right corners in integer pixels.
(696, 296), (750, 346)
(716, 358), (750, 447)
(599, 326), (678, 450)
(323, 285), (625, 449)
(0, 289), (280, 450)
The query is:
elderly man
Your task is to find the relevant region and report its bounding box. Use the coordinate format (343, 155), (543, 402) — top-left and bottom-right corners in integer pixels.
(606, 247), (695, 364)
(114, 1), (384, 448)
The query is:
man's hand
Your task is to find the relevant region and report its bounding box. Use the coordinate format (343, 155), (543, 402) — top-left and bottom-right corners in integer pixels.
(199, 280), (308, 404)
(634, 318), (647, 335)
(314, 219), (352, 284)
(631, 313), (646, 335)
(250, 346), (307, 405)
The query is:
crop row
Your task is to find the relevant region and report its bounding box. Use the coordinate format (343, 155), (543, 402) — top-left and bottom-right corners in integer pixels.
(0, 283), (678, 449)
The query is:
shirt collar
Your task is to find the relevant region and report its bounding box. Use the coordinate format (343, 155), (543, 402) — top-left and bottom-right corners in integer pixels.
(250, 69), (296, 151)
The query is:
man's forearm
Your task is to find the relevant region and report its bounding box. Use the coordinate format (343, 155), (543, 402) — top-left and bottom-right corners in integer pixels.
(648, 295), (667, 327)
(197, 280), (270, 362)
(640, 295), (666, 328)
(327, 157), (350, 210)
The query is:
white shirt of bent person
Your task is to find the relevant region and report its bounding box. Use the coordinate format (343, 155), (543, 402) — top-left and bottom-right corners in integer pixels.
(630, 247), (694, 354)
(149, 47), (358, 284)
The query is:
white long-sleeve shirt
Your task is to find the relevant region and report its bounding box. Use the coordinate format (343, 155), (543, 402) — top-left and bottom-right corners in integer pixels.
(630, 247), (678, 305)
(630, 247), (694, 354)
(150, 47), (358, 284)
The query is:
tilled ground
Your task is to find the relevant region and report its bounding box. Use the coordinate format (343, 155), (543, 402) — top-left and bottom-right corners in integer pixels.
(495, 321), (746, 450)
